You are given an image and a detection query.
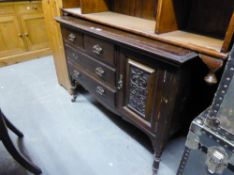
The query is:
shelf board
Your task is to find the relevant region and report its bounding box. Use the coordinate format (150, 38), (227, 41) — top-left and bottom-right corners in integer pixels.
(160, 31), (224, 54)
(63, 8), (228, 59)
(63, 8), (156, 34)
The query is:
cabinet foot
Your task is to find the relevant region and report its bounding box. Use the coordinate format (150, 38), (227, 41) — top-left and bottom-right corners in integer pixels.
(70, 82), (79, 103)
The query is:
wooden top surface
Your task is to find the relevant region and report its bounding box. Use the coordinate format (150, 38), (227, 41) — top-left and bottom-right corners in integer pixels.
(62, 8), (228, 59)
(65, 8), (156, 34)
(56, 16), (197, 65)
(0, 0), (40, 2)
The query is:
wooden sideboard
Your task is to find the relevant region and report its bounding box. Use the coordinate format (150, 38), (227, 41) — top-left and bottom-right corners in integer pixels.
(0, 1), (51, 67)
(56, 0), (234, 174)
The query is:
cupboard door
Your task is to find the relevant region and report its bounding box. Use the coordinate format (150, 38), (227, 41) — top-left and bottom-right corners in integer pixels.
(20, 13), (49, 51)
(118, 52), (157, 129)
(0, 15), (26, 57)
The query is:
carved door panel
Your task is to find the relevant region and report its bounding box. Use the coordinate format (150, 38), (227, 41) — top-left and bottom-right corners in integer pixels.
(117, 50), (157, 130)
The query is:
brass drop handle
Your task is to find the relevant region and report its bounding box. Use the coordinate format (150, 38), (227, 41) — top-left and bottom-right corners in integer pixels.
(96, 86), (105, 96)
(95, 67), (105, 77)
(92, 44), (103, 56)
(72, 52), (78, 60)
(68, 33), (76, 42)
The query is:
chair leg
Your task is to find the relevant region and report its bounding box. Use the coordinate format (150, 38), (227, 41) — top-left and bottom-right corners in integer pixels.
(1, 133), (42, 175)
(2, 114), (23, 138)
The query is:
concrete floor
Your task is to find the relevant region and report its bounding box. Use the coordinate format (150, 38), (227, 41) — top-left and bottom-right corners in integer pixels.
(0, 56), (186, 175)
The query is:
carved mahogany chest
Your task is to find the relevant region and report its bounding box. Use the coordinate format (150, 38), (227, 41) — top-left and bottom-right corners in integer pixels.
(56, 15), (214, 174)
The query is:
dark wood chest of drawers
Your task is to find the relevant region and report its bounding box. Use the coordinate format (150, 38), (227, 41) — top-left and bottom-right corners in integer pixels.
(56, 15), (213, 174)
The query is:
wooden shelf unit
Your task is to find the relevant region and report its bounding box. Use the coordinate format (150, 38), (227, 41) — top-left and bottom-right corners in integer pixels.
(62, 0), (234, 59)
(156, 0), (234, 55)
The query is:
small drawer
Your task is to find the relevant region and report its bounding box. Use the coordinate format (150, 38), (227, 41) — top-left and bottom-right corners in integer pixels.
(62, 27), (83, 48)
(84, 35), (115, 66)
(0, 4), (15, 15)
(65, 46), (116, 87)
(16, 3), (42, 14)
(68, 63), (116, 108)
(64, 45), (79, 60)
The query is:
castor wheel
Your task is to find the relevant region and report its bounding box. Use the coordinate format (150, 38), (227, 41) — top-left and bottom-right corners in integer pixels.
(71, 94), (78, 102)
(153, 168), (158, 175)
(152, 155), (160, 175)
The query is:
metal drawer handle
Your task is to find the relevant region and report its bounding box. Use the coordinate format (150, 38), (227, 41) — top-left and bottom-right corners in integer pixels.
(68, 33), (76, 42)
(72, 53), (78, 60)
(72, 70), (80, 80)
(32, 6), (38, 10)
(95, 67), (105, 77)
(92, 44), (103, 56)
(117, 74), (123, 90)
(18, 34), (23, 38)
(96, 86), (105, 96)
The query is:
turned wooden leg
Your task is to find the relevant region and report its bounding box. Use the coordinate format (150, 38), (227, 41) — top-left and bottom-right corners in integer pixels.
(1, 133), (42, 174)
(199, 54), (223, 85)
(151, 131), (170, 175)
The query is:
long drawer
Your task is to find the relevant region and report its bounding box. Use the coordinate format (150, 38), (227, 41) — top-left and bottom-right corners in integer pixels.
(68, 62), (116, 108)
(65, 45), (116, 88)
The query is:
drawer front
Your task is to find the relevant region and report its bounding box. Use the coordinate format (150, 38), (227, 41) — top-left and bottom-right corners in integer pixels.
(64, 44), (79, 60)
(68, 62), (116, 108)
(62, 27), (83, 48)
(0, 4), (15, 15)
(65, 45), (116, 87)
(84, 35), (115, 66)
(16, 3), (42, 14)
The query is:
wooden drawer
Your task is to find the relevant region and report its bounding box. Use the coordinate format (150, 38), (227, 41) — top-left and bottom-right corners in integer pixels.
(64, 44), (79, 60)
(68, 62), (116, 108)
(15, 3), (42, 14)
(62, 26), (83, 48)
(65, 45), (116, 87)
(0, 4), (15, 15)
(84, 35), (115, 66)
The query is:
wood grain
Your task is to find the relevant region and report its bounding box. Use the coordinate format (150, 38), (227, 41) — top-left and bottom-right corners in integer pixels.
(56, 16), (196, 64)
(80, 0), (109, 14)
(222, 13), (234, 53)
(0, 1), (51, 66)
(160, 31), (224, 53)
(0, 48), (51, 67)
(62, 0), (80, 8)
(155, 0), (178, 34)
(42, 0), (71, 91)
(62, 9), (228, 59)
(112, 0), (157, 20)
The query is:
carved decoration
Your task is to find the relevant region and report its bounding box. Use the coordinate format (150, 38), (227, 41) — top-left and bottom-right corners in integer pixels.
(127, 65), (149, 117)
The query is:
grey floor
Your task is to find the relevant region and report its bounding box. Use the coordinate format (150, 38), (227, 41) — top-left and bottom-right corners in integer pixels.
(0, 56), (186, 175)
